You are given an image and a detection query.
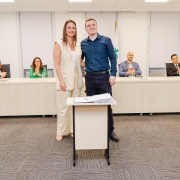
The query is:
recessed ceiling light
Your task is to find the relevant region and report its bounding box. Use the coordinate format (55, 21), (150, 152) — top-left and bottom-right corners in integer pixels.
(0, 0), (14, 2)
(69, 0), (92, 2)
(144, 0), (168, 2)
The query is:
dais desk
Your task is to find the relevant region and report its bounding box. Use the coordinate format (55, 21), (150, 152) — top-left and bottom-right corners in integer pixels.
(1, 77), (180, 116)
(112, 77), (180, 114)
(0, 78), (56, 116)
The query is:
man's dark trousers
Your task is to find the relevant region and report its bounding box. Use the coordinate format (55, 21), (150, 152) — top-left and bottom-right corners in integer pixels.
(85, 73), (114, 133)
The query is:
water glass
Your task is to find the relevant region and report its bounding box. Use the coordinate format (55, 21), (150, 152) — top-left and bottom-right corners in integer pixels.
(42, 72), (44, 78)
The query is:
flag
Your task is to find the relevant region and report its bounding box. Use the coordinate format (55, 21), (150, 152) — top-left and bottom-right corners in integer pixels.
(114, 21), (120, 64)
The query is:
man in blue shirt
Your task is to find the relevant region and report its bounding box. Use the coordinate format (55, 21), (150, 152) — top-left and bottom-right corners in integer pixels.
(81, 18), (119, 142)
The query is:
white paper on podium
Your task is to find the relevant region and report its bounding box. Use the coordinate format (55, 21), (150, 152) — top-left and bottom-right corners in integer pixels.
(74, 93), (113, 103)
(74, 97), (94, 103)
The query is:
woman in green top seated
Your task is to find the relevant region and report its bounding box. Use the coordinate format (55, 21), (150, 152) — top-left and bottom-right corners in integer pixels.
(29, 57), (48, 78)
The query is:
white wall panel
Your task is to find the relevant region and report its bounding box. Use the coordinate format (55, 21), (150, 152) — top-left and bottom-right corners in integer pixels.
(149, 12), (180, 68)
(20, 12), (53, 69)
(118, 12), (149, 76)
(0, 12), (21, 78)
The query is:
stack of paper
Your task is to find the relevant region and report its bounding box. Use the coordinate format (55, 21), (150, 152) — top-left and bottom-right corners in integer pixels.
(91, 93), (113, 103)
(74, 93), (113, 103)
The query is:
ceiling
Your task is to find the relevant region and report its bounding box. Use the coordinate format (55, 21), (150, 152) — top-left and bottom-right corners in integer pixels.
(0, 0), (180, 12)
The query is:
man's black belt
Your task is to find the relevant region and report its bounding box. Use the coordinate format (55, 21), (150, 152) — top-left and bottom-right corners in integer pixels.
(86, 70), (109, 75)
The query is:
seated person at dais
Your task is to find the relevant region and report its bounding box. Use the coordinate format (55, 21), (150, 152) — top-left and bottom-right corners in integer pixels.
(166, 54), (180, 76)
(0, 62), (7, 78)
(29, 57), (48, 78)
(119, 51), (142, 77)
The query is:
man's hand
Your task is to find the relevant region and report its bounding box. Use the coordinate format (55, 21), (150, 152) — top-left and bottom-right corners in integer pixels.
(127, 68), (134, 75)
(109, 76), (116, 86)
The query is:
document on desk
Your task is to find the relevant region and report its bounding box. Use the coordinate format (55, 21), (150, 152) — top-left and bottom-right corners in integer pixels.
(74, 96), (94, 103)
(74, 93), (113, 103)
(140, 78), (148, 80)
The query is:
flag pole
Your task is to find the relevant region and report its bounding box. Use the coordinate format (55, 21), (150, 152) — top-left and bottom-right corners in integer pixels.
(115, 21), (117, 34)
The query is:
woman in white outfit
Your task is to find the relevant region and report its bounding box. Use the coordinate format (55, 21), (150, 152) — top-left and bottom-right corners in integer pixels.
(53, 20), (84, 141)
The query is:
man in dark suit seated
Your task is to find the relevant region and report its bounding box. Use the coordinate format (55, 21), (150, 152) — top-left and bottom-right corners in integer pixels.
(167, 54), (180, 76)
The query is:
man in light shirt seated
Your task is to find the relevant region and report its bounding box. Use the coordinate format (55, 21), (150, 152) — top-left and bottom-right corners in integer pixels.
(166, 54), (180, 76)
(119, 51), (142, 77)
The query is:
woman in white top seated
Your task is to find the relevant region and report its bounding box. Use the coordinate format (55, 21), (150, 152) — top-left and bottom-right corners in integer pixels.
(53, 20), (84, 141)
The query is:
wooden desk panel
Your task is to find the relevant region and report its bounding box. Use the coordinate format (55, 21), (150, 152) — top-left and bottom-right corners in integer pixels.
(0, 78), (56, 116)
(1, 77), (180, 116)
(112, 77), (180, 113)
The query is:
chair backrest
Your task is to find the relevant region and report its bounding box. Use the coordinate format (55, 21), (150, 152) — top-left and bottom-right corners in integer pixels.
(43, 65), (47, 70)
(2, 64), (11, 78)
(118, 64), (120, 77)
(165, 63), (172, 76)
(43, 65), (48, 77)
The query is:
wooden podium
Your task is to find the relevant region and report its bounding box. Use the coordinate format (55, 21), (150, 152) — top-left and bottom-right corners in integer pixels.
(66, 97), (117, 166)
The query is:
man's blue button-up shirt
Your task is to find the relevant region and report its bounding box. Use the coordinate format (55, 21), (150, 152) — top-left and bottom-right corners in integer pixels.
(81, 34), (117, 76)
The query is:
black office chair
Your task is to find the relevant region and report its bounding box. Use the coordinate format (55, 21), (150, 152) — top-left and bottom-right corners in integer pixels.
(165, 63), (170, 76)
(2, 64), (11, 78)
(118, 63), (120, 77)
(43, 65), (47, 70)
(43, 65), (48, 77)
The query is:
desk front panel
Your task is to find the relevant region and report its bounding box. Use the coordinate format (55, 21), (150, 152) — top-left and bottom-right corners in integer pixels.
(1, 77), (180, 115)
(0, 78), (56, 116)
(112, 77), (180, 113)
(75, 105), (107, 150)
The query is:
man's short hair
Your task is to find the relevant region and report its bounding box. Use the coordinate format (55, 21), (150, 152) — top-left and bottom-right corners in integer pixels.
(171, 54), (177, 59)
(85, 18), (97, 26)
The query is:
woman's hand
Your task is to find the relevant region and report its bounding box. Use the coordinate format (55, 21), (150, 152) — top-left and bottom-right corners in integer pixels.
(34, 68), (38, 75)
(35, 68), (41, 76)
(33, 70), (37, 76)
(60, 80), (66, 92)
